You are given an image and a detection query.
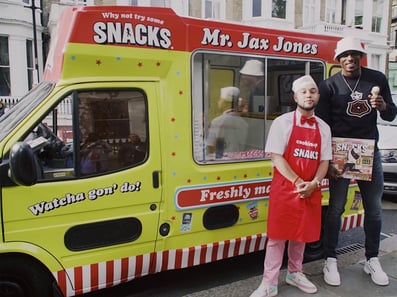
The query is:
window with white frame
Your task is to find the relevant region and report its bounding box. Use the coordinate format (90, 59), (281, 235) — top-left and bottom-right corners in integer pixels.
(354, 0), (363, 28)
(391, 24), (397, 48)
(372, 0), (383, 33)
(252, 0), (262, 17)
(325, 0), (337, 23)
(341, 0), (347, 25)
(0, 36), (10, 96)
(371, 54), (381, 70)
(393, 1), (397, 18)
(204, 0), (223, 19)
(272, 0), (286, 19)
(26, 40), (34, 90)
(302, 0), (316, 26)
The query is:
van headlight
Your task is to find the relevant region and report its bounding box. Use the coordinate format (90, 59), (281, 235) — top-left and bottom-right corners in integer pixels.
(379, 149), (397, 163)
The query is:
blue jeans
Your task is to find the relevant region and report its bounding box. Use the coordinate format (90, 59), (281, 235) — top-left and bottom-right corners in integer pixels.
(323, 151), (383, 260)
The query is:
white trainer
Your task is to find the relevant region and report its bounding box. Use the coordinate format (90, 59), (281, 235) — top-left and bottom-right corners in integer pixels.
(286, 272), (317, 294)
(364, 257), (389, 286)
(249, 282), (278, 297)
(323, 257), (341, 286)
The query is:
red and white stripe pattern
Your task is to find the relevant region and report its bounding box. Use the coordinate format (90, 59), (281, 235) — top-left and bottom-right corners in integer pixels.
(341, 212), (365, 231)
(53, 234), (268, 297)
(53, 213), (364, 297)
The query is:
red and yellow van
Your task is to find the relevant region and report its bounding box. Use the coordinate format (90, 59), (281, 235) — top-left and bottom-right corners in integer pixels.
(0, 6), (363, 297)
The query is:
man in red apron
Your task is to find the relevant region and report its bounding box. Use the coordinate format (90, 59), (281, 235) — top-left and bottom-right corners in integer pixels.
(250, 75), (332, 297)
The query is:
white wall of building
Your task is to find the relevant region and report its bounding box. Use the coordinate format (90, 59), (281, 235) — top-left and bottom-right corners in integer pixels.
(242, 0), (295, 30)
(0, 0), (43, 96)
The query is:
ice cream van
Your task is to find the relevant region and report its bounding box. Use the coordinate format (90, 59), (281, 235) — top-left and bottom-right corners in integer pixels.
(0, 6), (364, 297)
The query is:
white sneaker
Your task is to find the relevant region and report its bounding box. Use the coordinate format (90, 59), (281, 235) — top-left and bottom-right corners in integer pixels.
(323, 257), (341, 286)
(364, 257), (389, 286)
(286, 272), (317, 294)
(249, 282), (278, 297)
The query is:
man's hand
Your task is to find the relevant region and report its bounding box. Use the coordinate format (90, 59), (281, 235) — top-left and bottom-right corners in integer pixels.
(295, 180), (316, 198)
(369, 93), (387, 111)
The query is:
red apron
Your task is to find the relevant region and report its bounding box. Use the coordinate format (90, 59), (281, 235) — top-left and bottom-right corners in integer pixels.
(267, 112), (322, 243)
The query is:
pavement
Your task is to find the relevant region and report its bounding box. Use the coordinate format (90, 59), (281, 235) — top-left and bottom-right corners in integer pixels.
(186, 235), (397, 297)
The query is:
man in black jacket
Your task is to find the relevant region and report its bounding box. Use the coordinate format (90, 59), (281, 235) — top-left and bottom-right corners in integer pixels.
(316, 36), (397, 287)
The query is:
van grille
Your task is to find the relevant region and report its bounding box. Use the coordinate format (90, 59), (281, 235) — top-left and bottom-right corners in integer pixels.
(383, 172), (397, 182)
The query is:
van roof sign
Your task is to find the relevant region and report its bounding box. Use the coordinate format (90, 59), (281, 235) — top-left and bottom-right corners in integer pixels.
(44, 6), (338, 82)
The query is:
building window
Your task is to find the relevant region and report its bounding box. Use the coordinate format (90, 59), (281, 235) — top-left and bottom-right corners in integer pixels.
(325, 0), (336, 23)
(371, 54), (381, 70)
(372, 0), (383, 33)
(303, 0), (316, 26)
(252, 0), (262, 17)
(26, 40), (34, 90)
(130, 0), (138, 5)
(204, 0), (221, 19)
(393, 1), (397, 18)
(393, 25), (397, 48)
(0, 36), (10, 96)
(354, 0), (363, 28)
(341, 0), (347, 25)
(272, 0), (286, 19)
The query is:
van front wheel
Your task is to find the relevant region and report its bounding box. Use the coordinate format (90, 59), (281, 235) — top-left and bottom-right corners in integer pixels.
(0, 255), (56, 297)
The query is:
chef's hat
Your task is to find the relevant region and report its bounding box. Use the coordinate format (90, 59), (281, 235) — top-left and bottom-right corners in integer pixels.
(292, 75), (317, 93)
(240, 60), (264, 76)
(220, 86), (240, 102)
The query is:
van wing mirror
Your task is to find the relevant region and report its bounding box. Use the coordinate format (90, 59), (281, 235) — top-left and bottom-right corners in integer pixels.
(9, 142), (38, 186)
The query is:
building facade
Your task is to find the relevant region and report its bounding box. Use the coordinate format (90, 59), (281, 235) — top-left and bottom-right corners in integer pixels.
(0, 0), (44, 99)
(0, 0), (95, 103)
(0, 0), (393, 102)
(388, 0), (397, 90)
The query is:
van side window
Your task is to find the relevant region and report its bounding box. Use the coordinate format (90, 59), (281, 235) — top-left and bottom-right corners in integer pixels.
(192, 52), (325, 164)
(22, 89), (148, 180)
(77, 90), (147, 176)
(23, 96), (74, 180)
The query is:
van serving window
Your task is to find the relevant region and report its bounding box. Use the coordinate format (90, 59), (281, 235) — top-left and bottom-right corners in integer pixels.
(192, 52), (325, 164)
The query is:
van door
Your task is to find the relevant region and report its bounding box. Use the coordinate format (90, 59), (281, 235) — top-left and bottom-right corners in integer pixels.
(2, 83), (162, 288)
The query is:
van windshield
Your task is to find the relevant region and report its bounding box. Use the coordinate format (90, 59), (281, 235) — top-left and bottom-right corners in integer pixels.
(0, 82), (55, 141)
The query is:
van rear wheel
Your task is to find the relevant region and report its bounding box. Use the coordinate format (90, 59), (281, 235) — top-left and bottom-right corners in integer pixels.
(0, 255), (55, 297)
